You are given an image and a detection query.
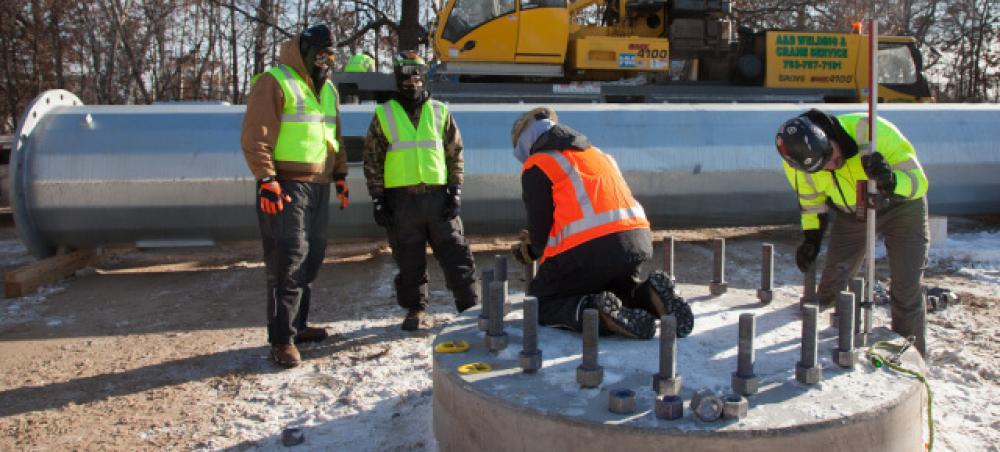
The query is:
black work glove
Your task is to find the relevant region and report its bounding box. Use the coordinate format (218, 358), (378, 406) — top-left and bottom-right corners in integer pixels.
(861, 152), (896, 196)
(795, 214), (828, 272)
(443, 185), (461, 220)
(372, 195), (392, 227)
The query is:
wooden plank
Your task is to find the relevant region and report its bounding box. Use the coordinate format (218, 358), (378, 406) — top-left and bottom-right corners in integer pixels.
(4, 249), (96, 298)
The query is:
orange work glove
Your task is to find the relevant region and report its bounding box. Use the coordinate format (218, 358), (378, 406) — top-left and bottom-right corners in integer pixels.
(258, 178), (291, 215)
(335, 178), (349, 210)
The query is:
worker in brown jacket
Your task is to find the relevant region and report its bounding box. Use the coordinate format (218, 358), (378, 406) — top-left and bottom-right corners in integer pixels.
(241, 24), (348, 368)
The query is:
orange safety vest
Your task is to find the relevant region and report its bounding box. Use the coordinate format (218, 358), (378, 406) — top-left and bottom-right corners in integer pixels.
(522, 147), (649, 263)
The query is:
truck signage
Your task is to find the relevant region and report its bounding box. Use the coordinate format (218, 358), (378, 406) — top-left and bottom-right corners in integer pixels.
(766, 32), (860, 90)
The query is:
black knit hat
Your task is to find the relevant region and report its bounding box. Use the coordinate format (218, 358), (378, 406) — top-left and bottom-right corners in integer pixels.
(301, 24), (335, 52)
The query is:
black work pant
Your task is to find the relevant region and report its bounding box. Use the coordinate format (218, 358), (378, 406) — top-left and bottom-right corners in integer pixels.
(384, 188), (478, 312)
(258, 181), (330, 345)
(530, 230), (652, 331)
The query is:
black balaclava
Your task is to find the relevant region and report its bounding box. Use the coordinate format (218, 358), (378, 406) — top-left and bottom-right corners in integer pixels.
(393, 51), (429, 112)
(299, 24), (335, 92)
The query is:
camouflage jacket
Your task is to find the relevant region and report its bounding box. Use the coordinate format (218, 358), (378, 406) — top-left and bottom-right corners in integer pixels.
(362, 99), (464, 197)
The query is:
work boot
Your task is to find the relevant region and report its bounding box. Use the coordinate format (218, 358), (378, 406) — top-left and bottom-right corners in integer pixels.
(401, 308), (426, 331)
(639, 271), (695, 338)
(271, 344), (301, 368)
(454, 287), (478, 314)
(580, 291), (656, 340)
(294, 326), (330, 344)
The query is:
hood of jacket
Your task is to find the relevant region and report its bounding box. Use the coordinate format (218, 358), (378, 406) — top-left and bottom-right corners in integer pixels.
(277, 35), (318, 94)
(529, 124), (592, 155)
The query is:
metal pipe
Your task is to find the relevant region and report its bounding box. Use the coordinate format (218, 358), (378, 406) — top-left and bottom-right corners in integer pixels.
(660, 315), (677, 379)
(833, 291), (858, 368)
(801, 262), (817, 311)
(478, 268), (494, 332)
(795, 305), (821, 385)
(663, 236), (675, 280)
(736, 313), (755, 377)
(653, 314), (682, 396)
(837, 291), (855, 352)
(485, 280), (508, 354)
(731, 313), (759, 395)
(758, 243), (774, 303)
(709, 238), (728, 295)
(582, 309), (599, 369)
(577, 308), (603, 388)
(522, 297), (539, 354)
(801, 306), (818, 368)
(13, 91), (1000, 258)
(849, 277), (866, 345)
(494, 254), (508, 282)
(518, 296), (542, 373)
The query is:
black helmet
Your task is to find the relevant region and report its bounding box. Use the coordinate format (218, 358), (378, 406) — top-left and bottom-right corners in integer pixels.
(393, 51), (427, 83)
(775, 116), (833, 173)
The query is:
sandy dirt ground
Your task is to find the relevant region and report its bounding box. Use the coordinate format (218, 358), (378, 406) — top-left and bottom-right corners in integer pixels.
(0, 218), (997, 451)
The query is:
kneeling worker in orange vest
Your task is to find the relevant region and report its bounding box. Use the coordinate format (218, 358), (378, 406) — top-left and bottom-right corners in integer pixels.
(510, 108), (694, 339)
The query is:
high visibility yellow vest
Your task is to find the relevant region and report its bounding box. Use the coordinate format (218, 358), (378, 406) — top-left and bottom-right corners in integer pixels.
(344, 54), (375, 72)
(374, 99), (449, 188)
(254, 65), (339, 172)
(784, 113), (928, 230)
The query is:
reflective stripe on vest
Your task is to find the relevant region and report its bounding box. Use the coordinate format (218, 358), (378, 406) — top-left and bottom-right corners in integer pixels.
(266, 64), (339, 167)
(375, 100), (448, 187)
(523, 148), (649, 263)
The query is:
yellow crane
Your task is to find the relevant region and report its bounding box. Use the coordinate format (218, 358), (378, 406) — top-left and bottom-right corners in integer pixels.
(428, 0), (933, 102)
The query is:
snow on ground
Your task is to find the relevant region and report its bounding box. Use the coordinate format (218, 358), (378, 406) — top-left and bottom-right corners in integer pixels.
(1, 231), (996, 451)
(0, 239), (69, 328)
(208, 230), (998, 451)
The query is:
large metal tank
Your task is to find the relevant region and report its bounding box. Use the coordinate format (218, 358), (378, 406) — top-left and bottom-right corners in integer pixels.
(11, 90), (1000, 258)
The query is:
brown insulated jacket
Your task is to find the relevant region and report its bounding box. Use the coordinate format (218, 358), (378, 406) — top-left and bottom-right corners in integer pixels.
(241, 36), (347, 183)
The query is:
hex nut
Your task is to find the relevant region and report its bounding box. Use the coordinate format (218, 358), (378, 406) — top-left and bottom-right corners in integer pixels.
(731, 372), (760, 396)
(690, 389), (723, 422)
(576, 365), (604, 388)
(795, 362), (822, 385)
(655, 394), (684, 420)
(608, 388), (637, 415)
(518, 350), (542, 373)
(652, 374), (683, 396)
(833, 349), (859, 368)
(756, 288), (773, 304)
(722, 394), (748, 420)
(709, 281), (728, 296)
(485, 333), (507, 354)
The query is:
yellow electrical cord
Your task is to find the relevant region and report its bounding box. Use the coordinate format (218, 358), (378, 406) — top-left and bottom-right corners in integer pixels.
(866, 339), (934, 451)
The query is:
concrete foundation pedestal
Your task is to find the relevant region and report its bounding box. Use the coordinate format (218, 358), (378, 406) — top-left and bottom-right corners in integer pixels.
(432, 285), (926, 452)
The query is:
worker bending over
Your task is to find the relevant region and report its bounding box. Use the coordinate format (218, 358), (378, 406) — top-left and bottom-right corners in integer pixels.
(510, 107), (693, 339)
(776, 108), (929, 355)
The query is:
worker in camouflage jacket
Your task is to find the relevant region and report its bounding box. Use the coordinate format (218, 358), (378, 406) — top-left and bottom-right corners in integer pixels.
(362, 51), (478, 331)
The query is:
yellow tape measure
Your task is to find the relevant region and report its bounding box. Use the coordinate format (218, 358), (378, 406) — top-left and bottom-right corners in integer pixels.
(434, 340), (470, 353)
(457, 362), (492, 374)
